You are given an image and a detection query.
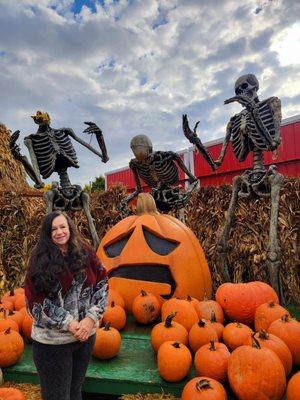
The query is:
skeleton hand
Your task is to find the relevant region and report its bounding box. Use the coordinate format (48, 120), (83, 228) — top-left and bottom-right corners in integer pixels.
(224, 95), (256, 111)
(83, 121), (103, 135)
(182, 114), (200, 142)
(9, 130), (22, 159)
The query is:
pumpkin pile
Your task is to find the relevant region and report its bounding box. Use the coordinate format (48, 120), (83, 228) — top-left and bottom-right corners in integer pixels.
(0, 287), (33, 369)
(146, 280), (300, 400)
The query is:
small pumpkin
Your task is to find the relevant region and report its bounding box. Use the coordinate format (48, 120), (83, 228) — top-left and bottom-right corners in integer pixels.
(228, 337), (286, 400)
(194, 341), (230, 383)
(161, 298), (198, 332)
(189, 319), (218, 353)
(6, 310), (24, 330)
(2, 288), (24, 309)
(21, 313), (33, 341)
(0, 301), (14, 312)
(286, 371), (300, 400)
(0, 387), (26, 400)
(222, 322), (253, 352)
(268, 314), (300, 365)
(181, 377), (227, 400)
(92, 322), (121, 359)
(132, 290), (160, 324)
(157, 341), (192, 382)
(102, 301), (126, 330)
(0, 312), (19, 333)
(97, 193), (212, 313)
(108, 288), (125, 309)
(195, 296), (224, 324)
(254, 301), (290, 331)
(150, 312), (188, 352)
(215, 281), (279, 325)
(0, 328), (24, 367)
(13, 294), (26, 311)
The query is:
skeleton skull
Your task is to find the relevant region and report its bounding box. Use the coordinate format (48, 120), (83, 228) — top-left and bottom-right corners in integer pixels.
(130, 134), (153, 161)
(234, 74), (259, 100)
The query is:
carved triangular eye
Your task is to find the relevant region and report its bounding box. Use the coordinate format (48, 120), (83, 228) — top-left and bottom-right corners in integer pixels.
(142, 226), (179, 255)
(104, 229), (134, 258)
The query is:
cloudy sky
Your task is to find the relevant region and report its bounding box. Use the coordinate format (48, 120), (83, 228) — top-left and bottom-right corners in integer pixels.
(0, 0), (299, 187)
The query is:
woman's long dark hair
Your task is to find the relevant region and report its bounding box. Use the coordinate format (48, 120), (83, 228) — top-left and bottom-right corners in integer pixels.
(27, 211), (88, 296)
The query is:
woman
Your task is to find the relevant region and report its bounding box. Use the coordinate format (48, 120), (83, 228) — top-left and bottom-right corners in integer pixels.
(25, 210), (108, 400)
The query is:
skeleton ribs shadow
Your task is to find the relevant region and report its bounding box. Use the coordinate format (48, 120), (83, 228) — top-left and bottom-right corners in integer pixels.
(215, 74), (283, 301)
(9, 111), (109, 248)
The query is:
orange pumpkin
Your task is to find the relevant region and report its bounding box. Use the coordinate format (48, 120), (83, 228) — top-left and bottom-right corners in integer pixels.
(0, 314), (19, 333)
(244, 331), (292, 376)
(268, 314), (300, 365)
(286, 371), (300, 400)
(254, 301), (290, 332)
(6, 310), (24, 330)
(195, 296), (224, 324)
(194, 341), (230, 383)
(157, 341), (192, 382)
(150, 312), (188, 352)
(189, 319), (218, 353)
(108, 288), (125, 309)
(0, 387), (26, 399)
(92, 322), (121, 359)
(132, 290), (161, 324)
(102, 301), (126, 330)
(181, 377), (227, 400)
(161, 298), (198, 332)
(21, 313), (33, 341)
(97, 193), (212, 313)
(216, 281), (278, 325)
(0, 301), (14, 312)
(2, 288), (24, 309)
(13, 294), (25, 311)
(228, 338), (286, 400)
(0, 328), (24, 367)
(222, 322), (253, 352)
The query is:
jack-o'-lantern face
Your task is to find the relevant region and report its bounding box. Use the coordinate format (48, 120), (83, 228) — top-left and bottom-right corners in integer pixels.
(97, 194), (212, 312)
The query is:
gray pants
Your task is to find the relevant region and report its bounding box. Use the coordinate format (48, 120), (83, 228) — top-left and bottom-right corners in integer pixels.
(32, 335), (95, 400)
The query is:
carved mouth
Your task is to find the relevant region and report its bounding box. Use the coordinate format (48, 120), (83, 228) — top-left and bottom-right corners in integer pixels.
(108, 264), (176, 299)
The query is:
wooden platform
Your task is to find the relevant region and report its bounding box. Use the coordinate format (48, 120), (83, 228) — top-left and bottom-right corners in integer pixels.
(2, 317), (194, 397)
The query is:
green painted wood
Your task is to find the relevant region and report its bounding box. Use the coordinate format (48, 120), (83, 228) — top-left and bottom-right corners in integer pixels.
(2, 324), (194, 396)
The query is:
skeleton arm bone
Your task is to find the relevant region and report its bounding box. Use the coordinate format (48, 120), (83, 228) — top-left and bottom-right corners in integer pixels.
(9, 132), (44, 188)
(66, 126), (109, 163)
(118, 161), (142, 212)
(182, 114), (216, 171)
(215, 121), (232, 167)
(170, 151), (198, 184)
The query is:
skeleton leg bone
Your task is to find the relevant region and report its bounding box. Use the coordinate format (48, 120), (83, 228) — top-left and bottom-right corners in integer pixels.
(81, 191), (100, 249)
(266, 171), (284, 302)
(217, 176), (242, 282)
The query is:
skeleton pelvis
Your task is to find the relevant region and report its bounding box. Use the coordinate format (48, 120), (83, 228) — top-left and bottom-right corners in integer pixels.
(238, 166), (278, 198)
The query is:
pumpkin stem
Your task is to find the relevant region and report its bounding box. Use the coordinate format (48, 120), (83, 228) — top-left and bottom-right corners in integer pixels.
(4, 327), (11, 335)
(251, 333), (261, 349)
(198, 319), (206, 328)
(172, 342), (181, 349)
(210, 310), (217, 323)
(281, 314), (290, 322)
(110, 301), (115, 307)
(165, 312), (177, 328)
(9, 288), (15, 296)
(203, 293), (208, 301)
(268, 301), (276, 308)
(140, 290), (147, 297)
(209, 340), (216, 351)
(258, 330), (269, 340)
(103, 322), (111, 331)
(186, 295), (192, 302)
(195, 379), (212, 391)
(136, 193), (159, 215)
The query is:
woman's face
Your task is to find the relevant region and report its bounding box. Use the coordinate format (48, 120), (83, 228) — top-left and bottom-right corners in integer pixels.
(51, 215), (70, 252)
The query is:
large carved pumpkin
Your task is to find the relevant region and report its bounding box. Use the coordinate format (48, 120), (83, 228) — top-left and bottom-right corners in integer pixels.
(97, 194), (212, 312)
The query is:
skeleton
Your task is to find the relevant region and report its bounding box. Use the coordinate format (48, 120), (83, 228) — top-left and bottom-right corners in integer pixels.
(9, 111), (109, 248)
(215, 74), (283, 299)
(119, 132), (216, 219)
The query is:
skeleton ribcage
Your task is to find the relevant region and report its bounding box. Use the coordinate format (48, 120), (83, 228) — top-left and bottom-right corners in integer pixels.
(30, 129), (79, 178)
(134, 151), (179, 188)
(231, 98), (278, 162)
